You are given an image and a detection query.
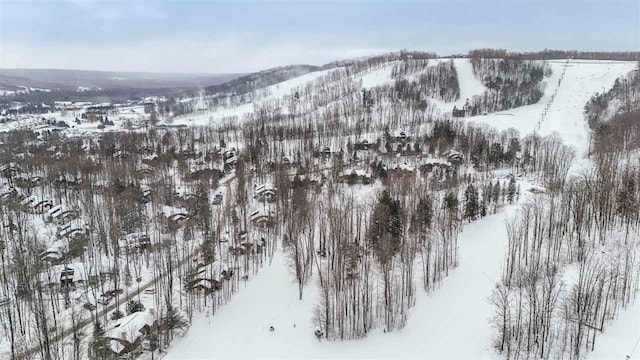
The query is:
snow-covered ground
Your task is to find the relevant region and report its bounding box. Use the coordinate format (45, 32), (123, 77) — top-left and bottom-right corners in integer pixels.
(429, 58), (487, 112)
(166, 194), (520, 359)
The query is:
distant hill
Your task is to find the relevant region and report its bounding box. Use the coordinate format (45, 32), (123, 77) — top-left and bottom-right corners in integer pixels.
(0, 68), (244, 91)
(204, 64), (326, 96)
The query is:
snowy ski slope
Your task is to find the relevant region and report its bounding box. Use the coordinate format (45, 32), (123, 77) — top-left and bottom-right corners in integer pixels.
(467, 60), (636, 154)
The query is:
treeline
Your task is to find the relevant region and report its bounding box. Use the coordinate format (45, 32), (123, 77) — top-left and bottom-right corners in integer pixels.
(584, 64), (640, 127)
(463, 59), (550, 115)
(469, 48), (640, 61)
(592, 109), (640, 154)
(204, 65), (323, 97)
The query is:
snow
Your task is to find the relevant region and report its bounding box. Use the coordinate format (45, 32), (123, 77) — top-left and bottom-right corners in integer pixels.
(165, 192), (525, 359)
(429, 59), (487, 111)
(467, 60), (636, 154)
(588, 299), (640, 360)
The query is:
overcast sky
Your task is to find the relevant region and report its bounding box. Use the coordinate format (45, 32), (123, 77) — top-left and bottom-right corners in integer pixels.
(0, 0), (638, 74)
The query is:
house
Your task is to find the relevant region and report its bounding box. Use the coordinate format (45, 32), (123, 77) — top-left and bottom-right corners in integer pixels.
(39, 263), (90, 289)
(161, 205), (190, 229)
(338, 169), (372, 185)
(113, 150), (130, 160)
(250, 209), (276, 228)
(188, 278), (221, 294)
(47, 207), (80, 225)
(136, 164), (155, 177)
(105, 308), (157, 356)
(224, 155), (238, 171)
(355, 137), (375, 151)
(281, 155), (295, 166)
(392, 129), (409, 143)
(419, 159), (452, 174)
(388, 162), (417, 177)
(31, 199), (54, 214)
(445, 150), (464, 165)
(118, 233), (152, 255)
(212, 192), (223, 205)
(254, 183), (277, 203)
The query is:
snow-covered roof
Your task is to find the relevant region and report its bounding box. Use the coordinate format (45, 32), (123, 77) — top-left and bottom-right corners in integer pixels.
(340, 168), (372, 178)
(105, 309), (156, 347)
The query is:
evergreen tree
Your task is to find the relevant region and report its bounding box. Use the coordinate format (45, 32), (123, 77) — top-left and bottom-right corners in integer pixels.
(126, 300), (145, 315)
(369, 191), (403, 263)
(507, 176), (516, 204)
(464, 184), (479, 221)
(89, 321), (113, 360)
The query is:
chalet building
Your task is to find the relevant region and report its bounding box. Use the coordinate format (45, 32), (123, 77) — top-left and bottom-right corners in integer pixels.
(338, 169), (372, 185)
(254, 183), (277, 203)
(392, 130), (410, 143)
(135, 164), (155, 178)
(445, 150), (465, 165)
(113, 150), (130, 160)
(118, 233), (152, 255)
(47, 206), (80, 225)
(31, 199), (54, 214)
(250, 208), (276, 228)
(387, 162), (417, 177)
(355, 137), (375, 151)
(189, 278), (221, 294)
(419, 159), (452, 174)
(105, 309), (158, 356)
(212, 192), (223, 205)
(224, 155), (238, 171)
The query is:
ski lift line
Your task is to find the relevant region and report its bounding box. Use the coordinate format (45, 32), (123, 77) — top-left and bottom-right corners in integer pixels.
(534, 59), (570, 134)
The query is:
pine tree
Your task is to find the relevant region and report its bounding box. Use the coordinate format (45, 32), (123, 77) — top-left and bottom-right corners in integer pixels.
(369, 191), (403, 262)
(507, 176), (516, 204)
(89, 321), (113, 360)
(126, 300), (145, 315)
(464, 184), (479, 221)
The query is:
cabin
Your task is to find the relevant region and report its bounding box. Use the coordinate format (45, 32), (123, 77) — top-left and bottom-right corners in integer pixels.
(445, 150), (465, 165)
(40, 263), (89, 289)
(392, 130), (410, 143)
(212, 192), (223, 205)
(40, 249), (64, 264)
(254, 183), (277, 203)
(189, 278), (221, 294)
(135, 164), (155, 177)
(118, 233), (152, 255)
(338, 169), (372, 185)
(105, 309), (157, 356)
(388, 162), (417, 177)
(250, 209), (276, 228)
(32, 200), (54, 214)
(355, 137), (374, 151)
(419, 159), (452, 175)
(161, 206), (190, 229)
(113, 150), (130, 160)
